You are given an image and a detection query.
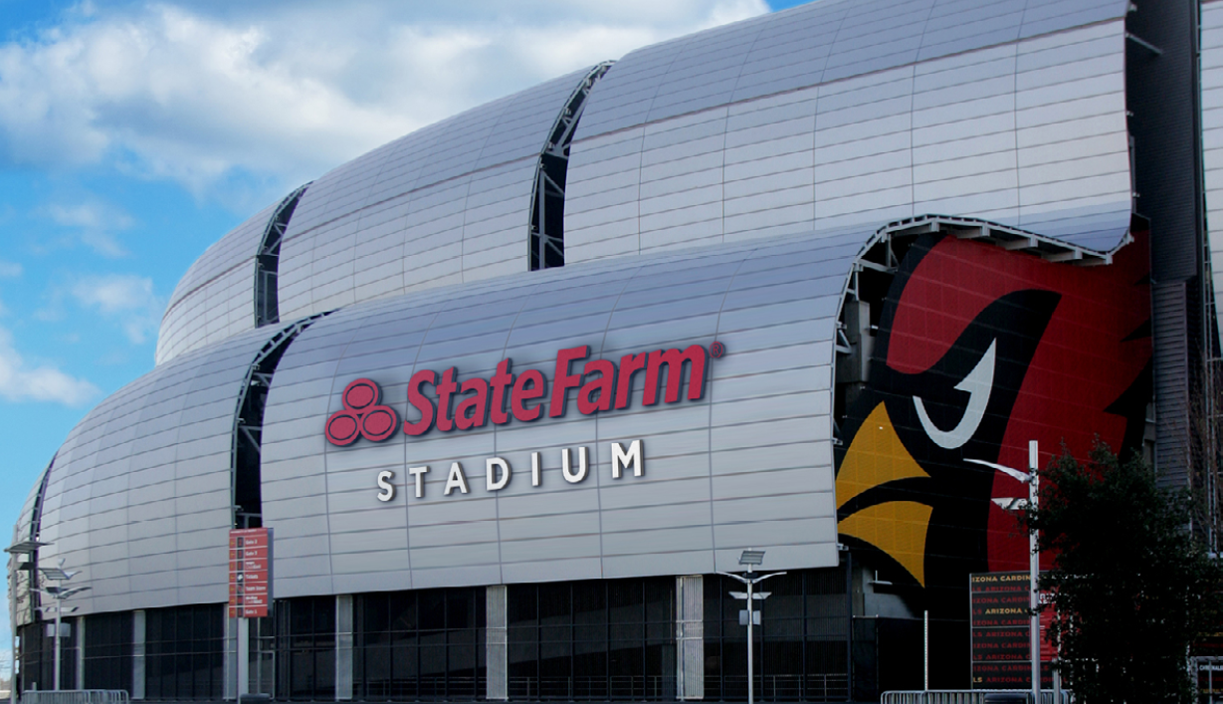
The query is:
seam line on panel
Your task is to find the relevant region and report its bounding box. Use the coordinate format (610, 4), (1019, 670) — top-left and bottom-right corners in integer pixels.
(319, 309), (382, 594)
(910, 1), (939, 218)
(589, 262), (651, 579)
(1013, 11), (1024, 228)
(491, 279), (548, 585)
(346, 147), (401, 315)
(400, 303), (454, 589)
(636, 43), (691, 256)
(461, 98), (520, 285)
(705, 244), (760, 570)
(719, 17), (774, 246)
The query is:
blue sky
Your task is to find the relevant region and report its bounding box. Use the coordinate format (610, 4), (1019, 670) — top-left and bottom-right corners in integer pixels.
(0, 0), (812, 671)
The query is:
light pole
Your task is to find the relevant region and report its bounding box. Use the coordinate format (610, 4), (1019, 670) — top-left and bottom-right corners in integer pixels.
(719, 549), (786, 704)
(4, 539), (51, 704)
(968, 440), (1040, 704)
(35, 564), (89, 691)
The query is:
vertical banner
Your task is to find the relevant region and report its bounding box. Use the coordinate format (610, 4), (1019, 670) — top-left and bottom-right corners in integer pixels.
(228, 528), (273, 618)
(970, 571), (1052, 688)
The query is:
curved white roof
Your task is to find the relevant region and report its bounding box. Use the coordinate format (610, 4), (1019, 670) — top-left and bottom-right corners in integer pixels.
(564, 0), (1133, 264)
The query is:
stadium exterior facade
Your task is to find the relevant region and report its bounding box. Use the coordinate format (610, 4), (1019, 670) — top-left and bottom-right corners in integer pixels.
(9, 0), (1222, 700)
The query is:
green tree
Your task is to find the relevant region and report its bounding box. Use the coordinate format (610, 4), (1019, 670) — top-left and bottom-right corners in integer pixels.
(1027, 444), (1223, 703)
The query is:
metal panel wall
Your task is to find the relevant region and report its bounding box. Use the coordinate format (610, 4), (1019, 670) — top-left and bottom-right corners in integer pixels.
(156, 203), (281, 365)
(276, 68), (596, 324)
(9, 464), (50, 628)
(576, 0), (1129, 139)
(261, 228), (860, 598)
(1130, 0), (1204, 488)
(1202, 0), (1223, 347)
(33, 328), (284, 616)
(566, 6), (1132, 263)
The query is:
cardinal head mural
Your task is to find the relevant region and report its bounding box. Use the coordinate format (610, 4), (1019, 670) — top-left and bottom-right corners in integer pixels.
(834, 227), (1151, 616)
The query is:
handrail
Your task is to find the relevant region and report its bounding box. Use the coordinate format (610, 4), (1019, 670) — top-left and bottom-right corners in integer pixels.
(21, 691), (130, 704)
(881, 690), (1073, 704)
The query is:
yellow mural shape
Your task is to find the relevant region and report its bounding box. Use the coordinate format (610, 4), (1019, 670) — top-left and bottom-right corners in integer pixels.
(838, 501), (934, 586)
(835, 402), (930, 509)
(836, 402), (935, 586)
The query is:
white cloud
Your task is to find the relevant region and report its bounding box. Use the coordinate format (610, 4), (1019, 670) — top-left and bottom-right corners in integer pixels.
(47, 201), (134, 231)
(0, 1), (767, 202)
(0, 324), (99, 406)
(43, 200), (134, 257)
(69, 274), (163, 344)
(0, 260), (20, 278)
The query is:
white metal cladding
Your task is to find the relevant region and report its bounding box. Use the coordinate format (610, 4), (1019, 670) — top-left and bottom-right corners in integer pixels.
(576, 0), (1130, 137)
(566, 4), (1132, 263)
(1202, 0), (1223, 339)
(156, 201), (280, 365)
(260, 228), (864, 597)
(276, 67), (599, 324)
(32, 327), (283, 616)
(9, 464), (49, 627)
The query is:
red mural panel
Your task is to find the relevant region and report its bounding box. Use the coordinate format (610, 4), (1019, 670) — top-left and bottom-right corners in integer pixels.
(835, 230), (1150, 614)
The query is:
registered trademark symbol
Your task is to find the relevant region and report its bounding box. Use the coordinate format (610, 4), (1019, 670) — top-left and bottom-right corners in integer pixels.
(710, 341), (726, 358)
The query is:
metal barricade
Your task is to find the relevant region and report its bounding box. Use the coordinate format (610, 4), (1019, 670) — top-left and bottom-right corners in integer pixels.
(882, 690), (1073, 704)
(21, 691), (130, 704)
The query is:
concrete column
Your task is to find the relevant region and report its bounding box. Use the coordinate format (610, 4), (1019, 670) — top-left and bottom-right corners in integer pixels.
(75, 616), (85, 690)
(676, 575), (704, 700)
(238, 618), (250, 697)
(132, 611), (146, 700)
(336, 595), (353, 701)
(486, 585), (508, 701)
(223, 614), (239, 700)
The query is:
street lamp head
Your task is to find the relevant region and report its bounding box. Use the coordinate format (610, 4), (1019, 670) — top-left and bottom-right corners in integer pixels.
(739, 549), (765, 566)
(38, 567), (78, 582)
(3, 540), (50, 555)
(57, 586), (90, 600)
(965, 458), (1034, 484)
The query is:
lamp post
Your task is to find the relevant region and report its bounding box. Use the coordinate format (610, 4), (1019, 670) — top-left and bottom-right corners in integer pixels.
(719, 549), (786, 704)
(4, 539), (50, 704)
(968, 440), (1040, 704)
(35, 564), (89, 691)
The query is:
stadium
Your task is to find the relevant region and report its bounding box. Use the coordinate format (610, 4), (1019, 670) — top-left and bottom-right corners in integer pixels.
(8, 0), (1220, 700)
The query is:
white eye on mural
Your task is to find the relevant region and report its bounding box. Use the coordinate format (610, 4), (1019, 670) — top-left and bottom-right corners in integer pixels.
(912, 339), (997, 450)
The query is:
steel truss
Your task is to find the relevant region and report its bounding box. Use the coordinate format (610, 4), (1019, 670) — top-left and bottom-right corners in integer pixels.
(529, 62), (614, 271)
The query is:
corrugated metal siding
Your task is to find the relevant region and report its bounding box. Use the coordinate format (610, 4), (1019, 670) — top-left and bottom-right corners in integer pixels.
(33, 328), (283, 616)
(156, 202), (280, 365)
(260, 228), (861, 598)
(566, 15), (1132, 262)
(576, 0), (1131, 139)
(1153, 281), (1190, 488)
(276, 68), (596, 324)
(1131, 0), (1203, 487)
(1201, 0), (1223, 349)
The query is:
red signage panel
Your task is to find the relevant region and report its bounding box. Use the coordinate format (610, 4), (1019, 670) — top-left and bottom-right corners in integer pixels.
(228, 527), (273, 618)
(970, 571), (1053, 689)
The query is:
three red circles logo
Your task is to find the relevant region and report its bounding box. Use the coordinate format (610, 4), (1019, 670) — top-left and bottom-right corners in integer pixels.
(325, 378), (400, 446)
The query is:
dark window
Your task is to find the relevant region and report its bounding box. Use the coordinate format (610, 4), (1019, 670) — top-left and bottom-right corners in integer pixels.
(353, 587), (486, 700)
(145, 604), (224, 700)
(84, 611), (133, 691)
(277, 596), (336, 701)
(508, 577), (676, 700)
(17, 619), (76, 692)
(704, 567), (850, 702)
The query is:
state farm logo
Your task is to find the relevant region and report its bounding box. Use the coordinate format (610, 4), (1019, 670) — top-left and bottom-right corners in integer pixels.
(324, 342), (722, 446)
(325, 379), (400, 445)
